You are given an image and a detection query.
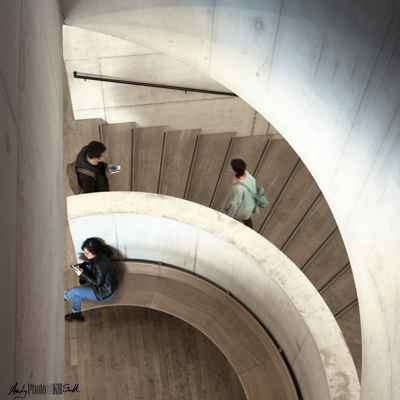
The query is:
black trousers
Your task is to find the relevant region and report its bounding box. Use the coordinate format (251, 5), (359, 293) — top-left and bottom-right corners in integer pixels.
(242, 217), (254, 229)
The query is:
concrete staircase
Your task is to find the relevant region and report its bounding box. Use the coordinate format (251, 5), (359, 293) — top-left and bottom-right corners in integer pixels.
(64, 118), (361, 378)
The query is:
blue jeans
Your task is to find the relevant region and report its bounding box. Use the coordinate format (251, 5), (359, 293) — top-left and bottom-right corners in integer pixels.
(64, 282), (117, 313)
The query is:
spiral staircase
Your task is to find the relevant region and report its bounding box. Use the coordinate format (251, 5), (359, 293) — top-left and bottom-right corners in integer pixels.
(63, 72), (361, 383)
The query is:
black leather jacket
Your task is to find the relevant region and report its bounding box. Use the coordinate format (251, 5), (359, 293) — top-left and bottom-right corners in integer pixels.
(80, 252), (119, 301)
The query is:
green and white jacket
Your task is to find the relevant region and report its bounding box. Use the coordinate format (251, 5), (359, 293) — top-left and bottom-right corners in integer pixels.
(220, 171), (259, 220)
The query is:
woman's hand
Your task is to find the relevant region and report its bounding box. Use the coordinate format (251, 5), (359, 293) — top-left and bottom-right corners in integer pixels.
(72, 266), (83, 276)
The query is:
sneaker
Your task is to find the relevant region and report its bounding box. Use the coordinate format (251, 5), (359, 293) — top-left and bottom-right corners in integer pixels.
(65, 312), (85, 322)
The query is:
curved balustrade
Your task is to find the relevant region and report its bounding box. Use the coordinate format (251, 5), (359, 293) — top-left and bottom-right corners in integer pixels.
(67, 191), (359, 400)
(81, 261), (298, 400)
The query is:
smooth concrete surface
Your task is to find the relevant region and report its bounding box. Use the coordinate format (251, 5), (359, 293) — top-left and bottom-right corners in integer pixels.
(67, 192), (360, 400)
(63, 25), (271, 136)
(60, 2), (400, 398)
(0, 0), (64, 397)
(0, 29), (19, 396)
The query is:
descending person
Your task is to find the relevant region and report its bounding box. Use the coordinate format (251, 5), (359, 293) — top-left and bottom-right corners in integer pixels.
(75, 141), (115, 193)
(220, 159), (259, 229)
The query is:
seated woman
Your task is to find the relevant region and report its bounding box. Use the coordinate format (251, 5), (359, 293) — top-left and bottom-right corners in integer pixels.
(64, 238), (119, 322)
(220, 159), (259, 229)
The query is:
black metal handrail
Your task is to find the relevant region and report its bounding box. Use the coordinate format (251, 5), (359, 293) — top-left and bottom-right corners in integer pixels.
(74, 71), (238, 97)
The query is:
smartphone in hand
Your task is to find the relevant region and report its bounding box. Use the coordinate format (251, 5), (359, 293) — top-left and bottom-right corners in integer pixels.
(109, 165), (121, 174)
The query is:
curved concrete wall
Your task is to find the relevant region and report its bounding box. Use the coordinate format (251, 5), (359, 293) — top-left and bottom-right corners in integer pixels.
(67, 192), (359, 400)
(60, 2), (400, 398)
(0, 0), (64, 395)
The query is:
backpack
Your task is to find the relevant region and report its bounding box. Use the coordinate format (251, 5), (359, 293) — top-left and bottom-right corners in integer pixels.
(239, 183), (269, 208)
(66, 161), (97, 195)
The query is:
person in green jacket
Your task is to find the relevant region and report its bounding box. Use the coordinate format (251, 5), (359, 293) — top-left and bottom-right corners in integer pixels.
(220, 159), (259, 229)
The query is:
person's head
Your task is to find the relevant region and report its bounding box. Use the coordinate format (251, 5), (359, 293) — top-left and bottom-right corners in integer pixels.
(81, 238), (113, 259)
(230, 159), (246, 178)
(86, 141), (107, 162)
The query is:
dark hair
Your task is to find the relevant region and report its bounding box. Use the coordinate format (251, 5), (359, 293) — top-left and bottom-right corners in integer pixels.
(231, 159), (246, 178)
(81, 238), (113, 258)
(87, 141), (106, 159)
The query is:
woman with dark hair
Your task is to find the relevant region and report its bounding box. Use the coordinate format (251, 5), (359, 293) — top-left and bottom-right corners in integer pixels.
(220, 159), (259, 229)
(64, 238), (119, 322)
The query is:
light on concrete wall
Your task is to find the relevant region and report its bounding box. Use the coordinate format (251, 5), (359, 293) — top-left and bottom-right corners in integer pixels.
(63, 25), (271, 136)
(60, 1), (400, 398)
